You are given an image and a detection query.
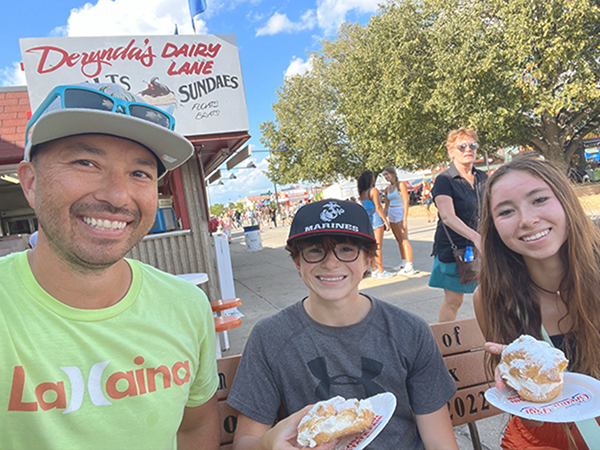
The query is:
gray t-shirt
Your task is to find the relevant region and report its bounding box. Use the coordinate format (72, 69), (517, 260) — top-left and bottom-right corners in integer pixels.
(227, 296), (456, 449)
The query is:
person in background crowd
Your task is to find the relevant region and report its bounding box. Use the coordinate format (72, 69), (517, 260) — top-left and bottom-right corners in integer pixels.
(474, 155), (600, 450)
(235, 209), (242, 228)
(280, 206), (288, 226)
(227, 200), (459, 450)
(593, 162), (600, 182)
(270, 206), (278, 228)
(382, 166), (415, 275)
(222, 213), (233, 242)
(429, 127), (488, 322)
(357, 171), (395, 278)
(0, 83), (219, 449)
(209, 215), (219, 235)
(422, 179), (436, 223)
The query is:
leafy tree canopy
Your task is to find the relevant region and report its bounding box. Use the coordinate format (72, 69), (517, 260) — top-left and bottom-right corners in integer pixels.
(210, 203), (226, 217)
(260, 0), (600, 182)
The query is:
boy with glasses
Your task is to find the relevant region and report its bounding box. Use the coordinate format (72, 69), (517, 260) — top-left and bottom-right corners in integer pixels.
(1, 83), (219, 449)
(227, 200), (458, 449)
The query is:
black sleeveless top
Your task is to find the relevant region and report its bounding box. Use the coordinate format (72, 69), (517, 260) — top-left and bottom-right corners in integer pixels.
(550, 334), (578, 371)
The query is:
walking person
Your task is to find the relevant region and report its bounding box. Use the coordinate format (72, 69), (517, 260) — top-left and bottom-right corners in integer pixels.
(474, 155), (600, 449)
(422, 179), (436, 222)
(1, 83), (219, 449)
(382, 166), (415, 275)
(357, 171), (395, 278)
(222, 213), (233, 242)
(428, 127), (488, 322)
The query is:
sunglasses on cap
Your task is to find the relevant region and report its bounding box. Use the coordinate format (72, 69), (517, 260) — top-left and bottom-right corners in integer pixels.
(455, 142), (479, 152)
(25, 84), (175, 145)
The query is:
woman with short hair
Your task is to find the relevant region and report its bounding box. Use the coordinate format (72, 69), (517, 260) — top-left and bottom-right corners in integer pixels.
(428, 127), (488, 322)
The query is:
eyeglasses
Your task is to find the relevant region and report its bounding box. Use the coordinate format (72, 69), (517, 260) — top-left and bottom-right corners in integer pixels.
(298, 243), (364, 263)
(26, 85), (175, 145)
(455, 142), (479, 152)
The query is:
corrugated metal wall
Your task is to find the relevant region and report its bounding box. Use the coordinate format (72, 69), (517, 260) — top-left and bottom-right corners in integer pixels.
(127, 153), (220, 301)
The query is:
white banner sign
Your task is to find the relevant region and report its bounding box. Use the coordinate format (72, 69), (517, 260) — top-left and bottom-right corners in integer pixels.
(20, 35), (249, 136)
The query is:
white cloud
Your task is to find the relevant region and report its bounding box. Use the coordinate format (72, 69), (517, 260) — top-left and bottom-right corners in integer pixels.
(0, 62), (27, 87)
(209, 157), (274, 204)
(316, 0), (380, 34)
(255, 0), (380, 37)
(61, 0), (207, 37)
(2, 0), (215, 86)
(256, 10), (316, 36)
(285, 56), (313, 78)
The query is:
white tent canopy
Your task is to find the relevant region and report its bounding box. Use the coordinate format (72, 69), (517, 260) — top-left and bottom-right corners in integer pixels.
(322, 170), (432, 201)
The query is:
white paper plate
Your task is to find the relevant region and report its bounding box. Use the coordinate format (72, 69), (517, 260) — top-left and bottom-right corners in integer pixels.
(485, 373), (600, 423)
(331, 392), (397, 450)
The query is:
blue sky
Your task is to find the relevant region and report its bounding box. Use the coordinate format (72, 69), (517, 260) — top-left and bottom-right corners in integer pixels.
(1, 0), (381, 205)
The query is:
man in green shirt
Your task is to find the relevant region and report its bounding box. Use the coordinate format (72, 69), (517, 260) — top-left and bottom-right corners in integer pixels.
(1, 83), (219, 449)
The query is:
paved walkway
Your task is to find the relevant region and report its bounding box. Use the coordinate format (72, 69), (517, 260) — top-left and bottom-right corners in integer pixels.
(222, 215), (507, 450)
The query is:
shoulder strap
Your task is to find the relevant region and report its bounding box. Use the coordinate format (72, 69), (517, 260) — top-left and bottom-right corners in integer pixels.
(541, 325), (553, 346)
(440, 220), (457, 250)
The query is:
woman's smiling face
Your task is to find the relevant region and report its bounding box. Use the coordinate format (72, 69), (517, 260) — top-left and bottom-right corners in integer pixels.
(490, 170), (568, 264)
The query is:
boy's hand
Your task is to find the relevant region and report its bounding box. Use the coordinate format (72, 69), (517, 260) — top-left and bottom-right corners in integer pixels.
(260, 406), (338, 450)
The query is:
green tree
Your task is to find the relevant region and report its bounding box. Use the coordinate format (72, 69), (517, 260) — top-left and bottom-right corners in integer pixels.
(261, 0), (600, 181)
(210, 203), (225, 217)
(489, 0), (600, 170)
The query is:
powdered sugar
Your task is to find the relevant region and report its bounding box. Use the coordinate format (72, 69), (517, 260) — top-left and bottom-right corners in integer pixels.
(297, 396), (374, 447)
(501, 335), (567, 376)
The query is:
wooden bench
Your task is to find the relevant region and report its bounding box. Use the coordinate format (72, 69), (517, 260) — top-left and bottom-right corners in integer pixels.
(430, 318), (503, 450)
(215, 318), (502, 449)
(217, 354), (242, 449)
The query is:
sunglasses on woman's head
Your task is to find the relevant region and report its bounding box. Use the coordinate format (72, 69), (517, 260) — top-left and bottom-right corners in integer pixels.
(456, 142), (479, 152)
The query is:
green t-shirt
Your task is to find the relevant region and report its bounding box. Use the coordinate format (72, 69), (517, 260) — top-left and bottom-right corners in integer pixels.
(1, 251), (218, 449)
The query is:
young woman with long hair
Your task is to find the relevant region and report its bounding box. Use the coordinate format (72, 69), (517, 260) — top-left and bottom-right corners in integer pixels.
(382, 166), (415, 275)
(474, 155), (600, 449)
(357, 170), (395, 278)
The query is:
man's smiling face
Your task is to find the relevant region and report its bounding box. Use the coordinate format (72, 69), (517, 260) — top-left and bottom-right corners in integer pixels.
(19, 134), (159, 271)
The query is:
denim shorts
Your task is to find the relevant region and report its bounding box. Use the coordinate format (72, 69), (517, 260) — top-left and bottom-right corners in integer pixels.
(365, 208), (385, 229)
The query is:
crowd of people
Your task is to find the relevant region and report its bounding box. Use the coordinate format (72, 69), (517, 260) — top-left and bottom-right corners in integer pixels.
(3, 81), (600, 450)
(209, 201), (311, 242)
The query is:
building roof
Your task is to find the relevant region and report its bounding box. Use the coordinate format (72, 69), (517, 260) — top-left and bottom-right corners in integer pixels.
(0, 86), (30, 166)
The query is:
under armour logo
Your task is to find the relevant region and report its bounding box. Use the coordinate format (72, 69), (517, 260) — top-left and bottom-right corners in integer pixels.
(307, 356), (384, 399)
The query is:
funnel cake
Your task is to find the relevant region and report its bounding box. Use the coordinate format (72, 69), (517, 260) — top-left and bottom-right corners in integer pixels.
(499, 335), (568, 402)
(297, 396), (374, 448)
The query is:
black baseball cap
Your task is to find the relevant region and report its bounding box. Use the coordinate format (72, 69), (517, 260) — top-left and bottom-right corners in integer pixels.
(287, 199), (376, 245)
